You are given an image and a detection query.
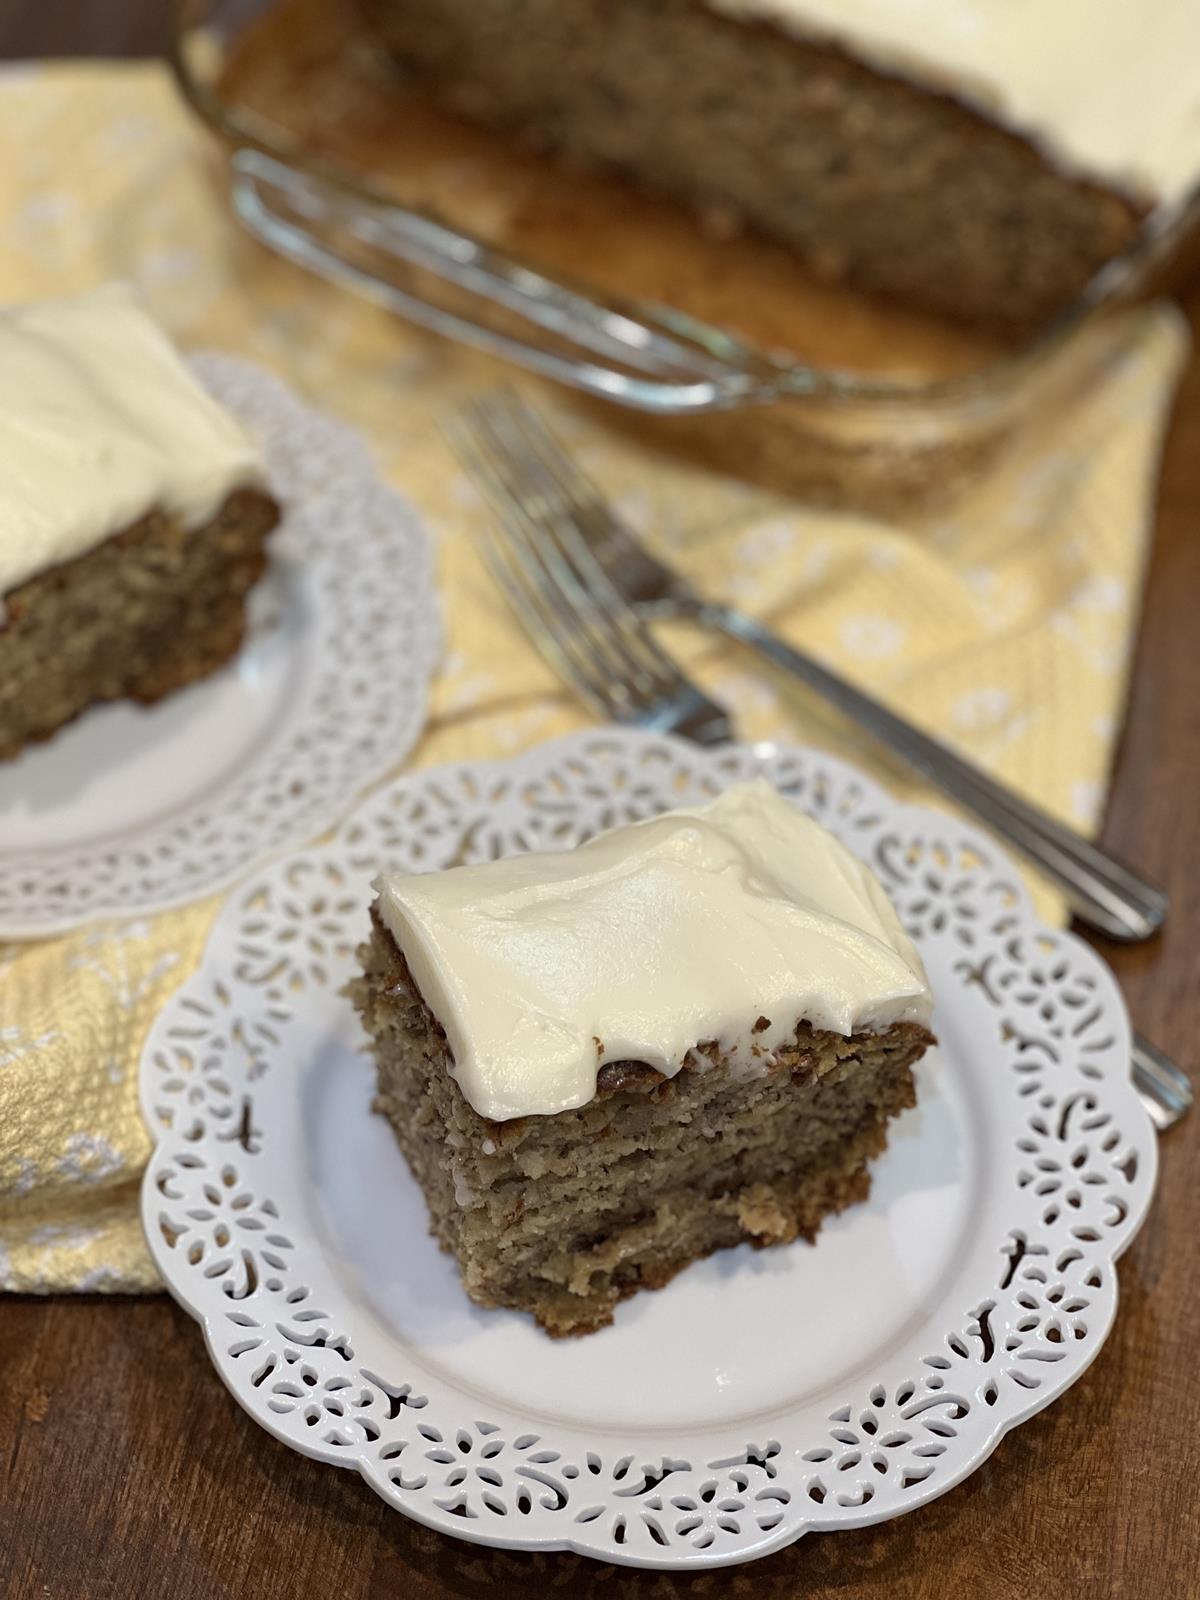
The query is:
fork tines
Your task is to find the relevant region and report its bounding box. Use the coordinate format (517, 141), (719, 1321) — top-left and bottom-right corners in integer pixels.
(450, 393), (732, 744)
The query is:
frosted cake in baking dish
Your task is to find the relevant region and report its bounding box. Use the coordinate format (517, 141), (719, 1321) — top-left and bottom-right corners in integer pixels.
(359, 0), (1200, 327)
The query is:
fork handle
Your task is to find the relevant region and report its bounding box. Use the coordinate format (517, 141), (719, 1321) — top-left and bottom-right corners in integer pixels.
(699, 601), (1168, 943)
(1132, 1034), (1193, 1130)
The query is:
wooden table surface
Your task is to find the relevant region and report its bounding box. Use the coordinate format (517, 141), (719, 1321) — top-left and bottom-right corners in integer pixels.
(2, 11), (1198, 1599)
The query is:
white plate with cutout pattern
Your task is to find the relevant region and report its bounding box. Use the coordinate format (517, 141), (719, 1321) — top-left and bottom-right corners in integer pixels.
(0, 356), (440, 937)
(139, 729), (1156, 1570)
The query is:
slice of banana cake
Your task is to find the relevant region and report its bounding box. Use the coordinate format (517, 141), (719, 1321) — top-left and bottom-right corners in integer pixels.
(350, 780), (934, 1336)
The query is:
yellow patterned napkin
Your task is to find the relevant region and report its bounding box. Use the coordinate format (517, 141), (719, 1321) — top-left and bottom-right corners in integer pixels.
(0, 63), (1188, 1293)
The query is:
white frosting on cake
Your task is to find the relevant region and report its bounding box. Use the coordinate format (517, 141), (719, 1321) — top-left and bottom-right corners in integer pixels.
(374, 780), (933, 1122)
(708, 0), (1200, 202)
(0, 284), (266, 598)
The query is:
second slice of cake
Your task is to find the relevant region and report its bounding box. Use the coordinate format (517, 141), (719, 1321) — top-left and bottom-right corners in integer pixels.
(352, 779), (934, 1336)
(0, 285), (278, 761)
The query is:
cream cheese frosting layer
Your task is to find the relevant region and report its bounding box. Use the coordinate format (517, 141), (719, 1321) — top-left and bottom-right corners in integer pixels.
(0, 283), (266, 597)
(708, 0), (1200, 203)
(374, 780), (933, 1122)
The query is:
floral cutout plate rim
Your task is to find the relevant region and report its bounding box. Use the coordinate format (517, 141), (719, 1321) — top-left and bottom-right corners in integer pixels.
(0, 355), (441, 937)
(139, 729), (1157, 1570)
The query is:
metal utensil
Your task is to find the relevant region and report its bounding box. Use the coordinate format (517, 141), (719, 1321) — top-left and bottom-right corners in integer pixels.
(452, 392), (1190, 1130)
(465, 392), (1168, 944)
(450, 411), (733, 747)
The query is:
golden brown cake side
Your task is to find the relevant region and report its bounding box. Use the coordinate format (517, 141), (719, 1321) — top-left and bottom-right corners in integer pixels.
(357, 0), (1143, 329)
(350, 911), (933, 1337)
(0, 488), (279, 762)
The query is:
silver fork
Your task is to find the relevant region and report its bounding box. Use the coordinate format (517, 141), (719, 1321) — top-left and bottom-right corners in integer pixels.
(464, 392), (1169, 944)
(450, 411), (733, 748)
(452, 391), (1191, 1131)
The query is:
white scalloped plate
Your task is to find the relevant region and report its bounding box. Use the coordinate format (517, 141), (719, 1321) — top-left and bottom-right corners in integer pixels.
(0, 356), (440, 937)
(139, 730), (1157, 1570)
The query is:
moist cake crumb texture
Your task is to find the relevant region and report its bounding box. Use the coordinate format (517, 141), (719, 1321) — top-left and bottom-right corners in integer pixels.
(352, 785), (935, 1337)
(0, 490), (279, 761)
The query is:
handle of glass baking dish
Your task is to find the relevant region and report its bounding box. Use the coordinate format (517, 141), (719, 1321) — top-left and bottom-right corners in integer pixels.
(215, 144), (1200, 420)
(230, 148), (804, 415)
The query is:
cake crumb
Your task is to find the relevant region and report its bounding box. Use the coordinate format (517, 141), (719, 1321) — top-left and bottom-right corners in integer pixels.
(735, 1184), (800, 1245)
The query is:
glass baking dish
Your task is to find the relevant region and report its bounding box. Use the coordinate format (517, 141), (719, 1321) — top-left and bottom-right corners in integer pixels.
(170, 0), (1200, 511)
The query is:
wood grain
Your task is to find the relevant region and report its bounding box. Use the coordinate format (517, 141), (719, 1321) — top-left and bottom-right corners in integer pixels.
(0, 0), (171, 60)
(1, 5), (1198, 1597)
